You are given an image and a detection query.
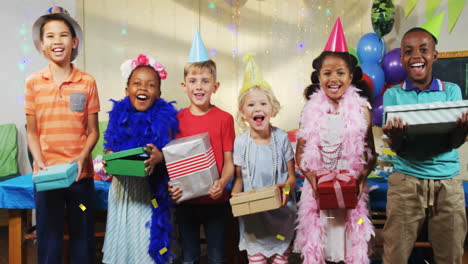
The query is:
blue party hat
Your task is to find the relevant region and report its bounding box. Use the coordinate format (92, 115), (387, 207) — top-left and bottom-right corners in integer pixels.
(188, 29), (210, 63)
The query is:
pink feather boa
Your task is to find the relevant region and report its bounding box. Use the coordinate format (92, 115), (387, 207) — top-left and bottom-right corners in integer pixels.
(294, 86), (374, 264)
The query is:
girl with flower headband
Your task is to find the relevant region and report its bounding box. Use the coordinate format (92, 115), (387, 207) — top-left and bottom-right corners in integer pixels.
(232, 55), (297, 263)
(294, 19), (376, 264)
(102, 54), (178, 263)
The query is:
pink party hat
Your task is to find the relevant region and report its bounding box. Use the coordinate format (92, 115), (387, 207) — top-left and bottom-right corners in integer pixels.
(324, 17), (348, 52)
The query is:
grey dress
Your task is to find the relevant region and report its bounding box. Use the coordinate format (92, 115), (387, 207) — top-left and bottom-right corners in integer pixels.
(233, 127), (297, 257)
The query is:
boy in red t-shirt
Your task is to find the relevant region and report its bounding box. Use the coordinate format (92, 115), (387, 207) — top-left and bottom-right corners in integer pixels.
(168, 58), (235, 263)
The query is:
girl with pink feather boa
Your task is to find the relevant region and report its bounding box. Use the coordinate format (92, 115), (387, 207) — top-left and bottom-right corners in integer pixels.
(294, 49), (376, 264)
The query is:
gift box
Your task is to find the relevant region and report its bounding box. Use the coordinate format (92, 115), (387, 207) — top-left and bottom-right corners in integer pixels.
(162, 133), (219, 202)
(317, 170), (357, 210)
(33, 162), (78, 192)
(102, 147), (148, 177)
(230, 186), (282, 217)
(384, 100), (468, 135)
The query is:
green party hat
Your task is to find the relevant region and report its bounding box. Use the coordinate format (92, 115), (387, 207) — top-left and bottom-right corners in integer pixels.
(421, 11), (445, 40)
(240, 54), (271, 94)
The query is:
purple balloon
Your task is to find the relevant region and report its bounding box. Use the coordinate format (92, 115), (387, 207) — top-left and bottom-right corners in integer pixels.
(382, 48), (407, 85)
(372, 94), (384, 127)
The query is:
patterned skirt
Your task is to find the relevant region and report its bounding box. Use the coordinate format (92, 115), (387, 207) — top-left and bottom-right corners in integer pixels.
(102, 175), (154, 264)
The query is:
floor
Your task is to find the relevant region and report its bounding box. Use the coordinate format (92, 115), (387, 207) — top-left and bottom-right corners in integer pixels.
(1, 219), (466, 264)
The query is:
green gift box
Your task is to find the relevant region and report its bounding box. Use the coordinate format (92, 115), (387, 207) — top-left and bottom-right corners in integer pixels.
(103, 147), (149, 177)
(33, 162), (78, 192)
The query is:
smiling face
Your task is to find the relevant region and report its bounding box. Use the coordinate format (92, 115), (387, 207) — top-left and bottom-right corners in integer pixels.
(400, 30), (437, 89)
(318, 55), (353, 106)
(240, 88), (276, 133)
(126, 66), (161, 112)
(40, 20), (78, 66)
(182, 67), (219, 112)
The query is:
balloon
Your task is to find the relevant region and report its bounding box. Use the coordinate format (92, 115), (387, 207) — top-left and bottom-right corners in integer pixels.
(361, 62), (385, 98)
(371, 94), (384, 127)
(371, 0), (395, 37)
(361, 73), (374, 96)
(348, 46), (360, 66)
(382, 48), (407, 85)
(357, 33), (386, 64)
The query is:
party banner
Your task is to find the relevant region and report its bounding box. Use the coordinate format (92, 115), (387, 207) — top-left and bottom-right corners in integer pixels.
(426, 0), (442, 20)
(405, 0), (419, 17)
(448, 0), (466, 32)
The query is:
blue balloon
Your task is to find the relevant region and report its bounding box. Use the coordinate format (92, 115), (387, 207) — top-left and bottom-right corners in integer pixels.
(361, 62), (385, 98)
(357, 33), (386, 64)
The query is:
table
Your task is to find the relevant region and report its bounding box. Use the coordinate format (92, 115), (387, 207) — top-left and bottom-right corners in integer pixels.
(0, 174), (110, 264)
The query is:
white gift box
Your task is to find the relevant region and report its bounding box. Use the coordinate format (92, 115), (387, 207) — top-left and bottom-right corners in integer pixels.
(162, 133), (219, 202)
(384, 100), (468, 135)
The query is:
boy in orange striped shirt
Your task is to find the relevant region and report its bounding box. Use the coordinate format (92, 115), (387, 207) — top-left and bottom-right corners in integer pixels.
(25, 6), (99, 264)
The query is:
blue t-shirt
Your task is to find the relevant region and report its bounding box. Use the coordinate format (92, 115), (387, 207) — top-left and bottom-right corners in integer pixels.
(383, 78), (462, 179)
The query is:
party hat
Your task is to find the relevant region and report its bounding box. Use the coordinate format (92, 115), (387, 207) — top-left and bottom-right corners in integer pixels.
(188, 29), (210, 63)
(420, 11), (444, 41)
(324, 17), (348, 52)
(240, 54), (271, 94)
(32, 6), (83, 61)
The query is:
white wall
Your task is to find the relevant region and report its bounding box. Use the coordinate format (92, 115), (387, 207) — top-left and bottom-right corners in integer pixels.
(1, 0), (468, 175)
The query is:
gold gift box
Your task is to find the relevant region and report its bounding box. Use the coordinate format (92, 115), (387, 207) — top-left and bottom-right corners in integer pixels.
(230, 186), (282, 217)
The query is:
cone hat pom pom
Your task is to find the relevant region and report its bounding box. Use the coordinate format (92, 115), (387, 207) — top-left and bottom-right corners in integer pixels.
(188, 29), (210, 63)
(324, 17), (348, 52)
(240, 54), (271, 94)
(420, 11), (444, 41)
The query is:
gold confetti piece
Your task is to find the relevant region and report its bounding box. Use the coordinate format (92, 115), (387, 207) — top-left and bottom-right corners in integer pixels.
(276, 234), (285, 241)
(357, 217), (363, 225)
(79, 204), (86, 211)
(382, 148), (396, 156)
(151, 199), (158, 208)
(159, 247), (168, 255)
(284, 184), (290, 195)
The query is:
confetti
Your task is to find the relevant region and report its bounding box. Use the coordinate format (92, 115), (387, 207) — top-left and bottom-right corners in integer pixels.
(284, 184), (290, 195)
(276, 234), (285, 241)
(151, 199), (158, 208)
(79, 204), (86, 211)
(357, 217), (363, 225)
(159, 247), (168, 255)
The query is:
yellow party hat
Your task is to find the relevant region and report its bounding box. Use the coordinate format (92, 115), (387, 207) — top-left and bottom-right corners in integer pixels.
(240, 54), (271, 94)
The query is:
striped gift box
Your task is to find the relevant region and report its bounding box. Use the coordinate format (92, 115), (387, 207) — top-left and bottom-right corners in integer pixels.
(384, 100), (468, 135)
(162, 133), (219, 202)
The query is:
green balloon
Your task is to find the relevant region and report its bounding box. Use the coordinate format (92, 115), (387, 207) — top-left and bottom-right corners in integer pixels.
(371, 0), (395, 37)
(348, 46), (360, 66)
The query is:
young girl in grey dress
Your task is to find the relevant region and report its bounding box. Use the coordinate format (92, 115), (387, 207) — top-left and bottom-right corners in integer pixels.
(232, 55), (297, 264)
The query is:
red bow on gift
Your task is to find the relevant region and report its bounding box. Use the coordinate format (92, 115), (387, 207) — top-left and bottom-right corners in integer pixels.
(316, 169), (355, 209)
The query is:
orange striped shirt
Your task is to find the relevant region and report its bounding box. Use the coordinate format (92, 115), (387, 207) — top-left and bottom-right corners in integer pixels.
(25, 65), (100, 179)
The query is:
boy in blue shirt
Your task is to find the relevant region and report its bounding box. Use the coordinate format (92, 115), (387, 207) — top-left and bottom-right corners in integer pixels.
(382, 27), (468, 263)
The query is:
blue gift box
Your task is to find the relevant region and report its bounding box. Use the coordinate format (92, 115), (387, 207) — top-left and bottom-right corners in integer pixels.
(33, 162), (78, 191)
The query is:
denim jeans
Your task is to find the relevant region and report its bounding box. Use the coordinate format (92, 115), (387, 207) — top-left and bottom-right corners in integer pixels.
(35, 178), (96, 264)
(176, 202), (230, 264)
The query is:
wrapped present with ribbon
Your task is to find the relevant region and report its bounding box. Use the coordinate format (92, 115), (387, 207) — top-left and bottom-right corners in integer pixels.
(317, 169), (357, 210)
(384, 100), (468, 135)
(162, 133), (219, 203)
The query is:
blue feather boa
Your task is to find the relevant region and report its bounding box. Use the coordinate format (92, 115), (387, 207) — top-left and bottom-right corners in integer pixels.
(104, 97), (178, 263)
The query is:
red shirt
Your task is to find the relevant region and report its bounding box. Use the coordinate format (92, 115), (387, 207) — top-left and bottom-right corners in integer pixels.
(177, 106), (235, 203)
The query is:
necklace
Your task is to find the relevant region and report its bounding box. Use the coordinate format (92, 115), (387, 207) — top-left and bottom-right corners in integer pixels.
(243, 128), (278, 190)
(319, 142), (342, 170)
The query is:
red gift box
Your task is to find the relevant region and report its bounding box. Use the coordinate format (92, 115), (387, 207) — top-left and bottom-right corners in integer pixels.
(317, 170), (358, 210)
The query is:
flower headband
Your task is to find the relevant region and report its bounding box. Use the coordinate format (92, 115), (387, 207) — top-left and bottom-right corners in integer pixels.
(120, 54), (167, 80)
